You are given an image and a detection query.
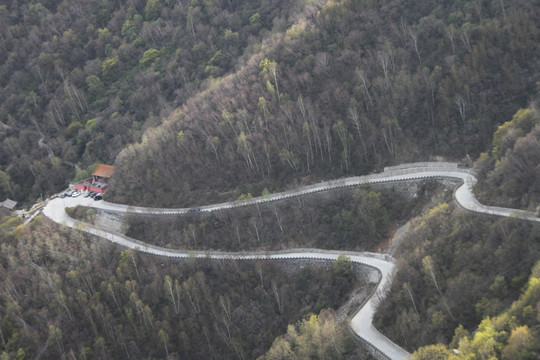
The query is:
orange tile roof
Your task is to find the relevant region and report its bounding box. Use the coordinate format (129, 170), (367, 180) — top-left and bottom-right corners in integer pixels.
(92, 164), (117, 178)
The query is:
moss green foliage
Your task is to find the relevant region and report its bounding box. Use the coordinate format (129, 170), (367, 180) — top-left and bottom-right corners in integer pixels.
(0, 0), (300, 204)
(0, 215), (22, 232)
(101, 56), (120, 81)
(65, 205), (96, 222)
(65, 121), (83, 138)
(72, 162), (98, 183)
(412, 261), (540, 359)
(475, 106), (540, 210)
(144, 0), (162, 21)
(139, 48), (159, 67)
(237, 192), (253, 201)
(412, 344), (450, 360)
(259, 309), (360, 359)
(492, 109), (538, 159)
(0, 219), (368, 359)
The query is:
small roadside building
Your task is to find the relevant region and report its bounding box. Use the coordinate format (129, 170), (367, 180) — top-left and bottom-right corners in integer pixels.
(73, 164), (117, 193)
(92, 164), (117, 183)
(0, 198), (17, 218)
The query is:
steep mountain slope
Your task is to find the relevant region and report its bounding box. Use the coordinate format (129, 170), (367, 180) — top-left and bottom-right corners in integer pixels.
(0, 0), (304, 203)
(475, 106), (540, 211)
(1, 0), (540, 359)
(373, 106), (540, 353)
(0, 216), (367, 359)
(411, 261), (540, 359)
(2, 0), (539, 206)
(374, 203), (539, 350)
(107, 0), (540, 206)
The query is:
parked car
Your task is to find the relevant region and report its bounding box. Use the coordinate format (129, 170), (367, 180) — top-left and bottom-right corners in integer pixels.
(83, 191), (91, 198)
(65, 190), (73, 197)
(89, 192), (97, 198)
(71, 191), (81, 197)
(60, 192), (66, 198)
(187, 208), (201, 213)
(94, 194), (103, 201)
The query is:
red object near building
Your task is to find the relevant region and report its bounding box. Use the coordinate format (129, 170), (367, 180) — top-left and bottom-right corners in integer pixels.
(73, 164), (117, 193)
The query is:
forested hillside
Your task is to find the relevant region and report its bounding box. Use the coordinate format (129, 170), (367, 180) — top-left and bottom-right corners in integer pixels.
(374, 203), (539, 351)
(411, 261), (540, 359)
(475, 106), (540, 211)
(0, 216), (369, 359)
(107, 0), (540, 206)
(2, 0), (540, 359)
(259, 309), (359, 359)
(373, 106), (540, 355)
(0, 0), (302, 203)
(1, 0), (539, 206)
(121, 184), (427, 252)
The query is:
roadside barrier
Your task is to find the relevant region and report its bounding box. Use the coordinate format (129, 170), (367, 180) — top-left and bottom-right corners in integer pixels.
(42, 162), (540, 360)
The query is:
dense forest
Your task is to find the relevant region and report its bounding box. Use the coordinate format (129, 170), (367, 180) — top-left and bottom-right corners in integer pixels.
(374, 203), (540, 350)
(116, 183), (432, 252)
(475, 106), (540, 211)
(1, 0), (539, 206)
(107, 0), (540, 207)
(259, 309), (359, 359)
(0, 215), (372, 359)
(1, 0), (540, 358)
(373, 107), (540, 356)
(411, 260), (540, 360)
(0, 0), (304, 203)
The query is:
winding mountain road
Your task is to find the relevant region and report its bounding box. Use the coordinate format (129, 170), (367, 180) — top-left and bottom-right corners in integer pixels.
(41, 162), (539, 360)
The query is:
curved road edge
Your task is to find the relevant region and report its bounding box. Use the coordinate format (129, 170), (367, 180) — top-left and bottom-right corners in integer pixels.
(41, 162), (539, 360)
(43, 202), (409, 359)
(60, 162), (539, 222)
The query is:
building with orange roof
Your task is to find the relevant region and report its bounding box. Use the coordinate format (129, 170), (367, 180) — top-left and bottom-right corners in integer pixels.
(92, 164), (117, 181)
(73, 164), (117, 193)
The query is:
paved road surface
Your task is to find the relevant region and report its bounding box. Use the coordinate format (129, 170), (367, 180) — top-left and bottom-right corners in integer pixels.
(41, 162), (539, 360)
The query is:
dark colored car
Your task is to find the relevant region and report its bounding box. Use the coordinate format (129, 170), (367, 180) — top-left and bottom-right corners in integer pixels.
(94, 194), (103, 201)
(187, 208), (200, 213)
